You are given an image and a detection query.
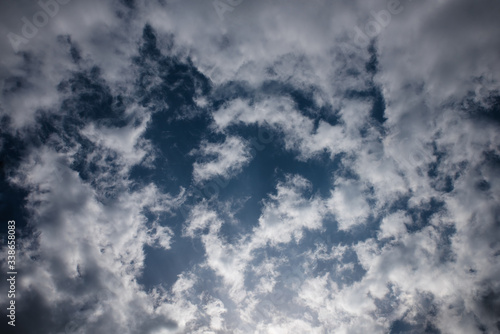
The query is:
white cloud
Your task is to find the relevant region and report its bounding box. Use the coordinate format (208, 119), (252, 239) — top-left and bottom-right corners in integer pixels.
(2, 0), (500, 332)
(378, 210), (410, 240)
(183, 201), (222, 238)
(250, 174), (326, 247)
(2, 145), (190, 333)
(212, 96), (360, 160)
(327, 178), (371, 230)
(204, 298), (227, 331)
(191, 135), (251, 183)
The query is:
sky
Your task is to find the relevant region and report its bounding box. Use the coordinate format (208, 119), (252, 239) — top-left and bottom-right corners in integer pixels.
(0, 0), (499, 333)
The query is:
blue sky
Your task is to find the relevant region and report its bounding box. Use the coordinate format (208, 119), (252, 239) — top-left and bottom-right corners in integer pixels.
(1, 0), (500, 333)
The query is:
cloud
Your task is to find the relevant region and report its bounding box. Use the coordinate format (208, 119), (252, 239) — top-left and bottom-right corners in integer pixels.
(204, 297), (227, 331)
(327, 178), (371, 230)
(191, 135), (251, 183)
(250, 174), (326, 247)
(212, 96), (360, 160)
(1, 0), (500, 333)
(377, 210), (410, 240)
(80, 107), (155, 170)
(1, 145), (188, 333)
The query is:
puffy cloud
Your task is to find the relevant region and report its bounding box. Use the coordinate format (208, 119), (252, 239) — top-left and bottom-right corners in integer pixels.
(378, 210), (410, 240)
(250, 174), (326, 247)
(1, 0), (500, 332)
(204, 298), (227, 331)
(327, 178), (372, 230)
(1, 145), (187, 333)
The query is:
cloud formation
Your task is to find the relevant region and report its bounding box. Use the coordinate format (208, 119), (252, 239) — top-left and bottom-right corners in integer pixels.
(0, 0), (499, 333)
